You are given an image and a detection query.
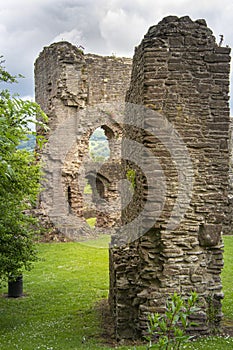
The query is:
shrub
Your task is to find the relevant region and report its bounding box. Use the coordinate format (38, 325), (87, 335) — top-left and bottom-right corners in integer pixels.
(145, 291), (200, 350)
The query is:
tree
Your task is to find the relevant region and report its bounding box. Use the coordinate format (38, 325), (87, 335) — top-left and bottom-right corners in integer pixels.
(0, 57), (47, 288)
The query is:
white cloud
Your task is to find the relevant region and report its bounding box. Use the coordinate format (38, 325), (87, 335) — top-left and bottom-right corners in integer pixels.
(100, 8), (147, 56)
(52, 29), (83, 46)
(21, 95), (35, 102)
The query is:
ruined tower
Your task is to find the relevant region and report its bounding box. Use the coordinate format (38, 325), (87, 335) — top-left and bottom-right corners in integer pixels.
(34, 42), (132, 238)
(109, 16), (231, 339)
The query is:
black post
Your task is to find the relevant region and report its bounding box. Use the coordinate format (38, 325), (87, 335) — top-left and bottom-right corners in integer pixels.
(8, 275), (23, 298)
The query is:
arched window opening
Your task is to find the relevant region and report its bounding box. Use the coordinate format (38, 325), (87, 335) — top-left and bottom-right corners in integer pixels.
(86, 173), (107, 203)
(89, 127), (110, 162)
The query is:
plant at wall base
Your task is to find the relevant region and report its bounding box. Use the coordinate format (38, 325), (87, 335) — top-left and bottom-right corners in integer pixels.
(206, 293), (220, 334)
(145, 292), (200, 350)
(126, 169), (136, 189)
(0, 57), (47, 290)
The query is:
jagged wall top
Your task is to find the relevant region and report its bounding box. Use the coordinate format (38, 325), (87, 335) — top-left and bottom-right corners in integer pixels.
(34, 41), (132, 132)
(142, 15), (217, 48)
(36, 41), (85, 64)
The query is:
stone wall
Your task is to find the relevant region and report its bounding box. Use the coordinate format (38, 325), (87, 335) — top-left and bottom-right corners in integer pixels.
(35, 41), (132, 133)
(34, 42), (132, 239)
(109, 16), (231, 339)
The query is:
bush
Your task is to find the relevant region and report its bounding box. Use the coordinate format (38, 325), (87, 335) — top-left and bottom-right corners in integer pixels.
(0, 57), (47, 285)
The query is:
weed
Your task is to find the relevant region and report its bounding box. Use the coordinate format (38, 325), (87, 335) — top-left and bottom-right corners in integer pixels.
(145, 292), (200, 350)
(126, 169), (136, 189)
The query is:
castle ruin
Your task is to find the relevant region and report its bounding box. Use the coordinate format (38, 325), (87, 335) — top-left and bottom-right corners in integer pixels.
(35, 16), (231, 340)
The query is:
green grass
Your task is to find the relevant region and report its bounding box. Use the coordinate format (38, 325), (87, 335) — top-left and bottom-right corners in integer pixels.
(0, 236), (232, 349)
(86, 217), (96, 228)
(0, 243), (110, 350)
(222, 235), (233, 321)
(84, 183), (92, 194)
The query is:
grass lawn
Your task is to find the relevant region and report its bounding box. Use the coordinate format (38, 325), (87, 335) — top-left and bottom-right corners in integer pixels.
(0, 236), (232, 349)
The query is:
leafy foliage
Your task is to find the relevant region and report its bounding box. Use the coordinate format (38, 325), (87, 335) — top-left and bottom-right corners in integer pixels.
(0, 57), (47, 284)
(145, 292), (200, 350)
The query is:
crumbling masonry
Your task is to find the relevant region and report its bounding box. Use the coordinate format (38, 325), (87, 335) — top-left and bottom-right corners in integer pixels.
(110, 16), (231, 339)
(35, 42), (132, 238)
(35, 16), (231, 339)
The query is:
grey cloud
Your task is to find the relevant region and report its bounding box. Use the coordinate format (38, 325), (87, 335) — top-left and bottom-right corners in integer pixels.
(0, 0), (232, 112)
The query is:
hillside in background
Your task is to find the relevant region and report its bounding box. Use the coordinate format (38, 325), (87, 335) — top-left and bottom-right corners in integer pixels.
(89, 128), (110, 161)
(18, 134), (36, 151)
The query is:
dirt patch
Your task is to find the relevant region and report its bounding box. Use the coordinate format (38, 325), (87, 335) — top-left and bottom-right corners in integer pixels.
(95, 299), (117, 347)
(95, 299), (146, 348)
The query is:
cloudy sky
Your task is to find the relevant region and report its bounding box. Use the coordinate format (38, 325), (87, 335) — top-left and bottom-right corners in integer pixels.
(0, 0), (232, 110)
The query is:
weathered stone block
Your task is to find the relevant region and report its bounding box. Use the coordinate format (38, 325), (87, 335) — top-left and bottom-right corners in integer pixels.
(198, 224), (222, 247)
